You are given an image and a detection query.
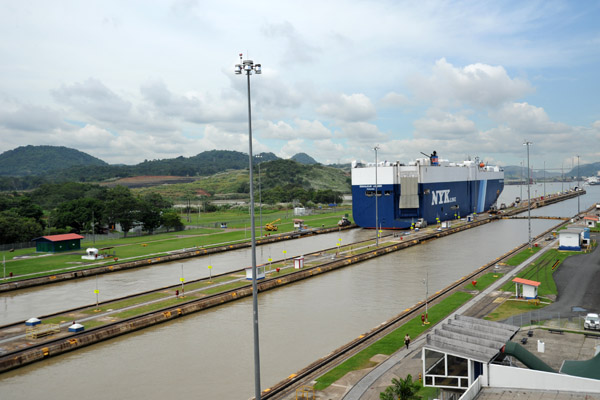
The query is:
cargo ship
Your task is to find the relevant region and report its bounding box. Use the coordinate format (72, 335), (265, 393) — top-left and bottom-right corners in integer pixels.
(351, 151), (504, 229)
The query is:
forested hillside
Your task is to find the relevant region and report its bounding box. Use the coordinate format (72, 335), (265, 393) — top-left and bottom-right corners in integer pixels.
(0, 145), (107, 176)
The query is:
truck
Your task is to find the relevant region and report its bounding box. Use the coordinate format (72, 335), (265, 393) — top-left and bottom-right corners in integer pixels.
(265, 218), (280, 231)
(415, 218), (427, 229)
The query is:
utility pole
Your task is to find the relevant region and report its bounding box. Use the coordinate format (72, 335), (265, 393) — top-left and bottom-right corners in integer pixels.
(577, 155), (580, 215)
(523, 141), (532, 248)
(374, 145), (380, 246)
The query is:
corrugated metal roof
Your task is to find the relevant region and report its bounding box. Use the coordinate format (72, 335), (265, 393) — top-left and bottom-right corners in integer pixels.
(33, 233), (84, 242)
(513, 277), (541, 287)
(424, 315), (519, 363)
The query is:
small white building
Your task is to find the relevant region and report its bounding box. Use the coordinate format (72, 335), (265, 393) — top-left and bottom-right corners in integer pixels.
(25, 317), (41, 326)
(584, 216), (599, 228)
(294, 256), (304, 269)
(293, 219), (304, 229)
(512, 277), (540, 299)
(558, 228), (583, 251)
(68, 323), (85, 333)
(293, 207), (306, 216)
(245, 265), (266, 280)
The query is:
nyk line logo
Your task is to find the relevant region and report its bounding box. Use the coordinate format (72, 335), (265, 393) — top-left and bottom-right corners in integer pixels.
(431, 190), (456, 205)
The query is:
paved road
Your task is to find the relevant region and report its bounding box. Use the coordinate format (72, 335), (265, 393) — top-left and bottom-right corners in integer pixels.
(542, 233), (600, 316)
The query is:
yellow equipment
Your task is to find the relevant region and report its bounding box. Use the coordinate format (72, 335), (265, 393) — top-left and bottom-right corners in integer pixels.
(265, 218), (281, 231)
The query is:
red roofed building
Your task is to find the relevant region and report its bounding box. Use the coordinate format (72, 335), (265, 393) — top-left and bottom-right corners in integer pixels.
(33, 233), (84, 253)
(512, 277), (540, 299)
(584, 215), (599, 228)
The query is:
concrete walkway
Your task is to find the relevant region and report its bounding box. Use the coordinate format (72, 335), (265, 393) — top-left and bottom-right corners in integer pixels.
(340, 239), (558, 400)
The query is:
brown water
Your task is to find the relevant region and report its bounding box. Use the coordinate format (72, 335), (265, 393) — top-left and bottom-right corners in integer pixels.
(0, 228), (376, 325)
(0, 218), (560, 399)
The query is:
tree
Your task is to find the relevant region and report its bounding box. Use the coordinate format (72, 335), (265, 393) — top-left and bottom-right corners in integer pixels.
(380, 386), (397, 400)
(390, 375), (421, 400)
(105, 186), (138, 237)
(0, 211), (43, 244)
(137, 193), (169, 234)
(50, 198), (104, 233)
(162, 210), (184, 232)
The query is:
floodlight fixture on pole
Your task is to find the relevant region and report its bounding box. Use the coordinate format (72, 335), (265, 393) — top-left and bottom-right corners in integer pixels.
(374, 145), (380, 246)
(235, 53), (262, 400)
(523, 140), (532, 249)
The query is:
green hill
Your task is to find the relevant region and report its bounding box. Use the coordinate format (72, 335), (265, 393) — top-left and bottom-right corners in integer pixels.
(291, 152), (318, 165)
(0, 145), (108, 176)
(135, 159), (351, 202)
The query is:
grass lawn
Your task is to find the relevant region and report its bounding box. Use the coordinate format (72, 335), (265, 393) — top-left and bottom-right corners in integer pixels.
(501, 249), (578, 296)
(505, 246), (542, 266)
(485, 299), (544, 322)
(463, 273), (504, 291)
(1, 208), (352, 282)
(314, 291), (473, 391)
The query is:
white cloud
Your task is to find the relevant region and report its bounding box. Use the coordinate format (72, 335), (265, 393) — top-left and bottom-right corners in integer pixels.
(414, 110), (477, 139)
(317, 93), (376, 122)
(411, 58), (534, 109)
(338, 121), (387, 143)
(380, 92), (412, 107)
(258, 119), (332, 140)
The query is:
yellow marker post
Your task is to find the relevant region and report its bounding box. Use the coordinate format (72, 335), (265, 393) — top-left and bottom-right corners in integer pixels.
(94, 276), (100, 311)
(208, 265), (212, 281)
(180, 265), (185, 297)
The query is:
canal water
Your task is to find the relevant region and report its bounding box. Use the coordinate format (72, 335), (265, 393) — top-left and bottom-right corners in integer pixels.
(0, 229), (376, 326)
(0, 184), (595, 399)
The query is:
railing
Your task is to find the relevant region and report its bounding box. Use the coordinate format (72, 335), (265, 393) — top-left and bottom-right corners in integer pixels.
(25, 324), (60, 339)
(504, 310), (594, 331)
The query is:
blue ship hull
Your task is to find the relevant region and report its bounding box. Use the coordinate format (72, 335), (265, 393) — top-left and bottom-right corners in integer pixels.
(352, 179), (504, 229)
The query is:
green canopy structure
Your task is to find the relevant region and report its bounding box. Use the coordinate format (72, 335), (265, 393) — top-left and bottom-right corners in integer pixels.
(503, 341), (555, 373)
(560, 352), (600, 380)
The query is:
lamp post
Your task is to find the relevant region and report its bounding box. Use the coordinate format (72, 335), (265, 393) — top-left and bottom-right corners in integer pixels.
(577, 155), (580, 215)
(235, 54), (262, 400)
(422, 272), (429, 324)
(523, 141), (532, 248)
(520, 160), (523, 201)
(257, 154), (263, 237)
(374, 145), (380, 246)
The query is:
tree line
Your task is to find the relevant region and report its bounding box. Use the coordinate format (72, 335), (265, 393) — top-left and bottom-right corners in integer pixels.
(0, 183), (183, 245)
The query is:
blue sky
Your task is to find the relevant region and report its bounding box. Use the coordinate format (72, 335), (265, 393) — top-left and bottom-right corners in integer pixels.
(1, 0), (599, 171)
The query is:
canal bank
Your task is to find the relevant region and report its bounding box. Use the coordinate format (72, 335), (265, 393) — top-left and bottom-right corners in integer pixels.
(0, 204), (579, 374)
(0, 189), (584, 294)
(0, 218), (565, 399)
(0, 224), (356, 293)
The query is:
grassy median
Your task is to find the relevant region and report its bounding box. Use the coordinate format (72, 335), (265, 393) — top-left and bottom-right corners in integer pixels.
(314, 291), (473, 391)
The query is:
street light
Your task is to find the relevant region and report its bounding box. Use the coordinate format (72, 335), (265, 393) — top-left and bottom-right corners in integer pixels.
(520, 160), (523, 201)
(257, 154), (263, 237)
(523, 141), (532, 248)
(235, 53), (262, 400)
(374, 145), (380, 246)
(422, 272), (429, 325)
(577, 155), (580, 215)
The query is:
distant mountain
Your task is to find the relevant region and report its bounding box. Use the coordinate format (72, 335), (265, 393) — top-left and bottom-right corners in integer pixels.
(503, 163), (600, 181)
(0, 145), (340, 191)
(0, 145), (108, 176)
(291, 152), (318, 165)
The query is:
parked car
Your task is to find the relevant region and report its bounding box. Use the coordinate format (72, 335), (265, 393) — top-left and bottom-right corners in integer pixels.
(584, 313), (600, 330)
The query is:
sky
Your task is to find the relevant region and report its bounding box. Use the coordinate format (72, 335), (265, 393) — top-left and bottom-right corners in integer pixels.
(1, 0), (599, 171)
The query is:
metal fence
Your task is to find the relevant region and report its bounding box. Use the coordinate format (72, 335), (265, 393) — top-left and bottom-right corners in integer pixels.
(504, 310), (590, 330)
(0, 242), (35, 252)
